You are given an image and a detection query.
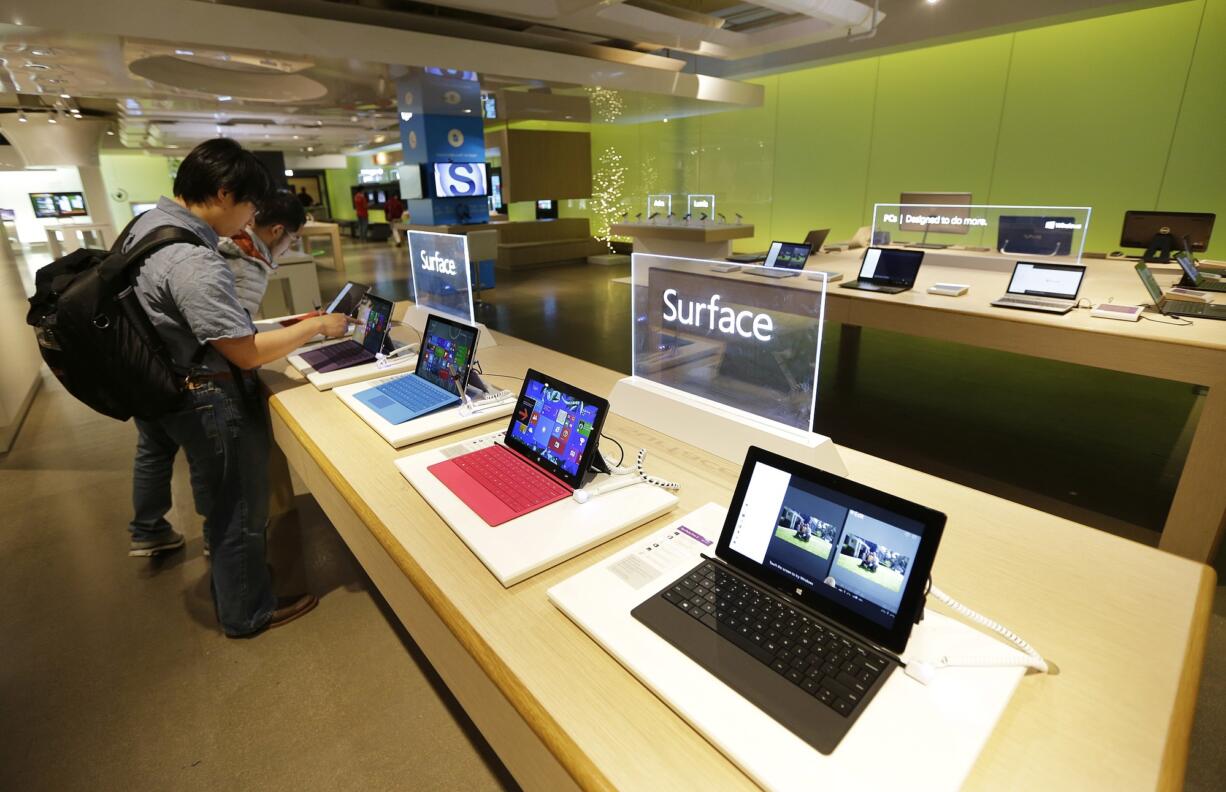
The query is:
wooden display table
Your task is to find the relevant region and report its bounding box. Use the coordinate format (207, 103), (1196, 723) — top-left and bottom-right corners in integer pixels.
(610, 221), (755, 259)
(43, 222), (110, 258)
(686, 249), (1226, 561)
(263, 328), (1212, 790)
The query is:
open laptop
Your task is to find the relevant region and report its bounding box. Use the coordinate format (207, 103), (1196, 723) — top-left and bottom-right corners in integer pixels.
(351, 314), (479, 424)
(746, 241), (812, 279)
(276, 281), (369, 326)
(297, 293), (393, 373)
(428, 369), (609, 526)
(632, 446), (945, 755)
(1135, 262), (1226, 320)
(1175, 252), (1226, 293)
(839, 247), (924, 294)
(991, 262), (1085, 315)
(804, 228), (831, 252)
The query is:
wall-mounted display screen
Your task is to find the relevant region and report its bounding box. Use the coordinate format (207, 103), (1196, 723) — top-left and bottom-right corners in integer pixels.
(433, 162), (488, 198)
(30, 192), (88, 219)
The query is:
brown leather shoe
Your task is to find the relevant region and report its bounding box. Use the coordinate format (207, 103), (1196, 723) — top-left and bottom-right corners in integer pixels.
(266, 594), (318, 630)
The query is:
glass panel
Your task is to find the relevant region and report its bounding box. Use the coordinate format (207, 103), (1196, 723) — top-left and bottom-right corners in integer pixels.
(632, 253), (827, 431)
(871, 203), (1093, 262)
(408, 230), (474, 323)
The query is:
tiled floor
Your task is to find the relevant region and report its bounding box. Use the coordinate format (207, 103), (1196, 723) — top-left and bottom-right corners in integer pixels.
(1, 238), (1222, 789)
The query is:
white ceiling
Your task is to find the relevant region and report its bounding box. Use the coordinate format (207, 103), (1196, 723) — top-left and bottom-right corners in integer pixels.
(0, 0), (1182, 156)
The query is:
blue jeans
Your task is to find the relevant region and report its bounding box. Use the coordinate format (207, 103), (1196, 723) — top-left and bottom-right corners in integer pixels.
(129, 377), (275, 636)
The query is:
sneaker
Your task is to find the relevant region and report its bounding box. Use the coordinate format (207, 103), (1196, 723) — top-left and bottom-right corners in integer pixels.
(129, 529), (186, 557)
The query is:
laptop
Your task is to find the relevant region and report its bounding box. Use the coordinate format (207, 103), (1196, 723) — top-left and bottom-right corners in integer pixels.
(1135, 262), (1226, 320)
(297, 293), (394, 373)
(352, 314), (480, 425)
(632, 446), (945, 755)
(838, 247), (924, 294)
(276, 281), (369, 326)
(746, 241), (812, 279)
(1175, 252), (1226, 293)
(804, 228), (831, 252)
(428, 369), (609, 526)
(991, 262), (1085, 315)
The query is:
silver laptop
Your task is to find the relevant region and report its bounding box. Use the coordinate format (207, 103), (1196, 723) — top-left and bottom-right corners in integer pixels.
(746, 241), (813, 279)
(991, 262), (1086, 315)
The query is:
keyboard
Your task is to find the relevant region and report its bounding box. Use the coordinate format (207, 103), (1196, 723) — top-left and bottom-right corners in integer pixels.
(1167, 300), (1226, 319)
(452, 445), (569, 513)
(747, 269), (800, 279)
(302, 340), (373, 370)
(659, 560), (887, 717)
(376, 374), (454, 412)
(992, 296), (1073, 313)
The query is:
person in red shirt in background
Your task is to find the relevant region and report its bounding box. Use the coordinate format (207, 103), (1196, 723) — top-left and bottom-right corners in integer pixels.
(353, 189), (369, 242)
(385, 193), (405, 247)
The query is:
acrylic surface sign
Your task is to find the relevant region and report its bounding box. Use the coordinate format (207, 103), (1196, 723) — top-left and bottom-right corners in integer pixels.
(409, 230), (473, 322)
(634, 254), (826, 432)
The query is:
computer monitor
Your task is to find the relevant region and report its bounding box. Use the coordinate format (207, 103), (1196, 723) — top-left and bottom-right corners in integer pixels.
(997, 215), (1075, 256)
(1120, 211), (1214, 263)
(536, 200), (558, 220)
(898, 192), (972, 235)
(763, 241), (812, 270)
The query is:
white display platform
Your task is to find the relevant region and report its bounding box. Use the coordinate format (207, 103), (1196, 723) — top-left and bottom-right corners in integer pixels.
(609, 376), (846, 476)
(287, 336), (418, 391)
(399, 303), (497, 350)
(548, 504), (1027, 792)
(334, 375), (517, 448)
(397, 431), (680, 586)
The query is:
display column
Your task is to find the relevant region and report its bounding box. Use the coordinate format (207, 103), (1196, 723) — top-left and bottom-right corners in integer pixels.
(397, 69), (489, 226)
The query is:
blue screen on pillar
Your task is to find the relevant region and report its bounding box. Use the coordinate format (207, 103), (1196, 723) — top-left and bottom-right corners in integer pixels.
(433, 163), (488, 198)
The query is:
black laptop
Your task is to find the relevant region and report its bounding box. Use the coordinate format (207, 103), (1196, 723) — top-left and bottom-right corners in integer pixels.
(298, 293), (394, 372)
(1175, 253), (1226, 293)
(839, 247), (924, 294)
(633, 446), (945, 755)
(1135, 262), (1226, 320)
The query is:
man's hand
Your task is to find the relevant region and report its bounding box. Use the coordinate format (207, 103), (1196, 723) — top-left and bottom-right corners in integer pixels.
(318, 312), (349, 338)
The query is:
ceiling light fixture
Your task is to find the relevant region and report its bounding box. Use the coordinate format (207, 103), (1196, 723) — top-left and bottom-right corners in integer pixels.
(59, 93), (70, 99)
(30, 48), (53, 57)
(284, 169), (294, 177)
(926, 0), (940, 4)
(47, 114), (57, 124)
(217, 95), (232, 102)
(106, 126), (115, 135)
(18, 111), (28, 123)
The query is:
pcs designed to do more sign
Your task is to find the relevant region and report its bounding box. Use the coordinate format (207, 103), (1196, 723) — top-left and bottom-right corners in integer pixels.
(881, 212), (988, 228)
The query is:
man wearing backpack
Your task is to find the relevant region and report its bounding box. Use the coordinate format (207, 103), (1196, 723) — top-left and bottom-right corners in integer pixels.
(125, 139), (348, 637)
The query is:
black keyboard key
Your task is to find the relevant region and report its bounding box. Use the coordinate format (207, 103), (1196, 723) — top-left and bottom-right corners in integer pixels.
(771, 659), (789, 674)
(802, 677), (821, 695)
(699, 613), (718, 631)
(837, 671), (869, 696)
(832, 698), (853, 717)
(662, 588), (684, 605)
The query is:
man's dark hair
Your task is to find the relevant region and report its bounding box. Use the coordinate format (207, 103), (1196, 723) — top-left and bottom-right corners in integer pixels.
(173, 138), (272, 206)
(254, 189), (308, 232)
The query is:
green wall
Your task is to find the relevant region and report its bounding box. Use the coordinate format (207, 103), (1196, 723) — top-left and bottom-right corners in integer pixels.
(585, 0), (1226, 257)
(99, 152), (174, 224)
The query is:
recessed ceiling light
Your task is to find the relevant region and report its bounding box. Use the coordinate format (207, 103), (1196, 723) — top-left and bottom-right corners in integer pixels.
(24, 62), (49, 70)
(174, 49), (195, 56)
(217, 95), (232, 102)
(59, 93), (70, 99)
(284, 169), (294, 177)
(106, 127), (115, 135)
(306, 146), (313, 152)
(350, 115), (358, 122)
(31, 48), (54, 57)
(47, 115), (57, 124)
(17, 111), (28, 123)
(292, 134), (300, 139)
(926, 0), (940, 4)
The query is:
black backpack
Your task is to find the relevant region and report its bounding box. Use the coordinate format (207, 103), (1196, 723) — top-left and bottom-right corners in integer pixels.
(26, 225), (207, 421)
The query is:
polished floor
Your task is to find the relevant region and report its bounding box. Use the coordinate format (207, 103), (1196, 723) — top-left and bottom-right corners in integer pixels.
(1, 238), (1222, 790)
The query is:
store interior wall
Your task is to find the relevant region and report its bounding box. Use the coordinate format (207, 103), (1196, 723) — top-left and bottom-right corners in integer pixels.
(98, 153), (175, 230)
(0, 168), (87, 245)
(572, 0), (1226, 257)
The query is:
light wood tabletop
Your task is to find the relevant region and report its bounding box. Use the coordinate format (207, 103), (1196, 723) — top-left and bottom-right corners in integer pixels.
(264, 327), (1213, 791)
